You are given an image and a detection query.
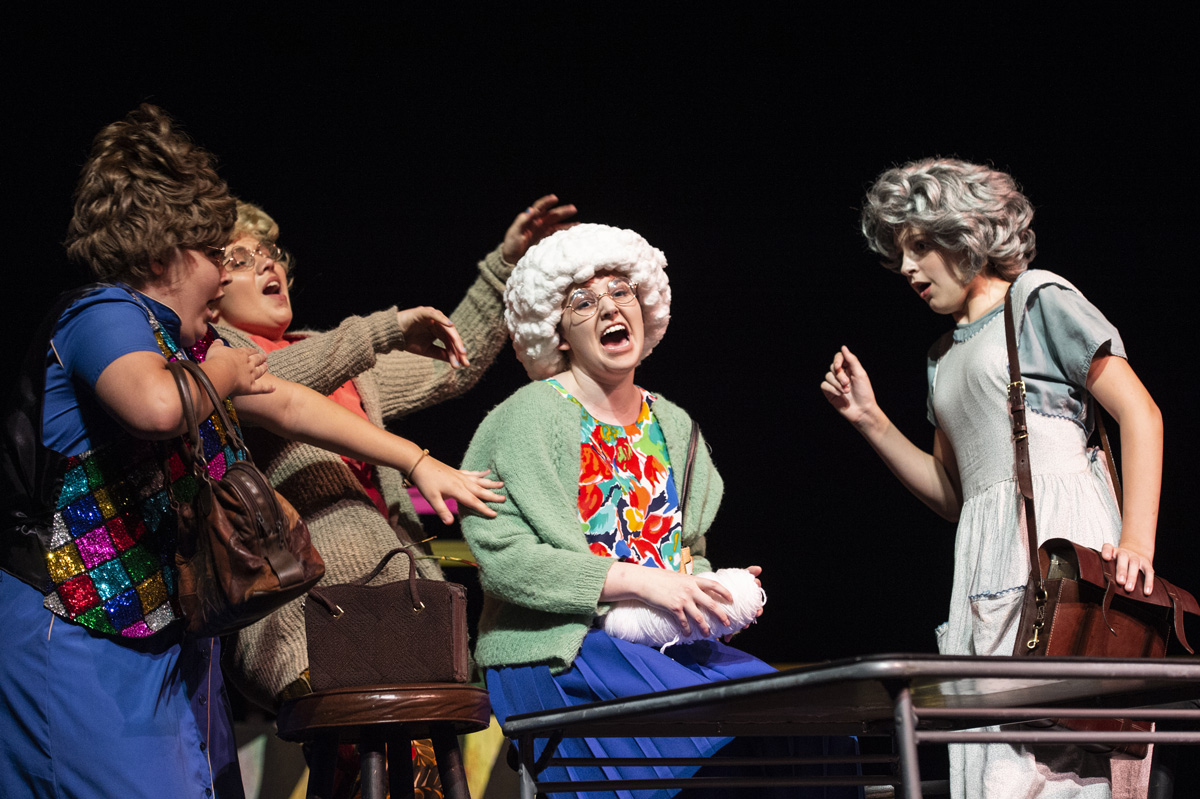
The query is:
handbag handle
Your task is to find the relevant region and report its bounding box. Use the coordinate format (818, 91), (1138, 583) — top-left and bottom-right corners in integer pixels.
(308, 546), (426, 617)
(167, 360), (251, 468)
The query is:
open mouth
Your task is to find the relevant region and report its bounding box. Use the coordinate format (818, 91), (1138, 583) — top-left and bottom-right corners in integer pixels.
(913, 281), (931, 299)
(263, 280), (282, 296)
(600, 323), (630, 349)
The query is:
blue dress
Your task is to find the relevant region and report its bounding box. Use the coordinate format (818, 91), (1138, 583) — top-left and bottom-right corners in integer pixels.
(0, 286), (243, 799)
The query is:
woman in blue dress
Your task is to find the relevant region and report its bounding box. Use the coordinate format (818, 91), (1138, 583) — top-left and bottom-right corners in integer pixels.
(462, 223), (860, 798)
(0, 104), (504, 799)
(820, 158), (1162, 798)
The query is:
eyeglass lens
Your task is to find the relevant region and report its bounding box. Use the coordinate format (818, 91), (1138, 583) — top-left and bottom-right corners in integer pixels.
(566, 277), (637, 316)
(224, 242), (286, 272)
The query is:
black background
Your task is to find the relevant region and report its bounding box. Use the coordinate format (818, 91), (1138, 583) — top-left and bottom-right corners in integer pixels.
(8, 9), (1198, 668)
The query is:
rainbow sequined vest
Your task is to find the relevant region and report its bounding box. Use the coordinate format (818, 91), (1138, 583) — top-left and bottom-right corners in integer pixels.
(40, 290), (243, 638)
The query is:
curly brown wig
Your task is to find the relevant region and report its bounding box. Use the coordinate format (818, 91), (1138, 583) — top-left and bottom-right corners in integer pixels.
(65, 103), (236, 283)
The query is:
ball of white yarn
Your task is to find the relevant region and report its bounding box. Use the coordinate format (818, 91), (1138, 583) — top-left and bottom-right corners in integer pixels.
(602, 568), (766, 652)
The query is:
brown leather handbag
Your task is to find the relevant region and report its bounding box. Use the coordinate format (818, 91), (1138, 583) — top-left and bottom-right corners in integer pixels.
(1002, 290), (1200, 755)
(305, 546), (470, 691)
(168, 360), (325, 638)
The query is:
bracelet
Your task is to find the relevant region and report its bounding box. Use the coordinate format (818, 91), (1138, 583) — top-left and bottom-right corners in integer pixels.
(403, 448), (430, 487)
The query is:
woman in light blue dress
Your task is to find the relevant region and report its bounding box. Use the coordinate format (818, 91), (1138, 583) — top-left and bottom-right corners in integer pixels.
(821, 158), (1163, 798)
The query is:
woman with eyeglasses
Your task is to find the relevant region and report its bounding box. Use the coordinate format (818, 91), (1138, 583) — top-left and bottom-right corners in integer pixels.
(459, 223), (860, 798)
(209, 197), (576, 719)
(0, 104), (504, 799)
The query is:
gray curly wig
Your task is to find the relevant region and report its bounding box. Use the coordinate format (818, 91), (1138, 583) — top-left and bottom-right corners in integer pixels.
(861, 158), (1037, 281)
(504, 223), (671, 380)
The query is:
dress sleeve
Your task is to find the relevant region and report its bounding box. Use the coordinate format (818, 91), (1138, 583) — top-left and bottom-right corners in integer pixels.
(53, 298), (161, 386)
(1019, 283), (1125, 424)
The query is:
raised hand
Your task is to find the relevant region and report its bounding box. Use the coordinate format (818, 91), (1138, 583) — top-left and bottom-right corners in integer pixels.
(396, 306), (470, 368)
(820, 345), (878, 426)
(408, 456), (505, 525)
(500, 194), (579, 265)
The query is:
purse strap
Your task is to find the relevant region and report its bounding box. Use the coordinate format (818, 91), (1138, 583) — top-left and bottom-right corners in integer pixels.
(1002, 288), (1043, 590)
(308, 546), (426, 616)
(167, 360), (250, 470)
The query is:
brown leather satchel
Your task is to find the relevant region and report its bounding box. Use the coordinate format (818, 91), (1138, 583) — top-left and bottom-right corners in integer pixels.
(168, 360), (325, 638)
(305, 546), (469, 691)
(1002, 289), (1200, 756)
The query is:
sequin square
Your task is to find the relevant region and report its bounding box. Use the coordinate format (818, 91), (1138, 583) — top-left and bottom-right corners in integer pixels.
(93, 487), (117, 520)
(208, 451), (227, 480)
(142, 490), (170, 530)
(162, 563), (177, 594)
(144, 604), (176, 632)
(199, 423), (221, 459)
(136, 573), (168, 613)
(58, 573), (100, 615)
(121, 543), (158, 584)
(105, 589), (142, 630)
(58, 465), (89, 505)
(62, 495), (103, 537)
(107, 516), (130, 551)
(121, 620), (153, 638)
(49, 514), (71, 548)
(173, 474), (199, 504)
(104, 480), (133, 516)
(43, 592), (66, 616)
(83, 456), (103, 488)
(166, 452), (185, 482)
(45, 543), (85, 583)
(77, 605), (116, 634)
(75, 527), (117, 569)
(89, 559), (131, 600)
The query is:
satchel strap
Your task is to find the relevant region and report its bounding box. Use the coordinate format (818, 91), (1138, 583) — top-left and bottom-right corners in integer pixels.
(1003, 289), (1042, 589)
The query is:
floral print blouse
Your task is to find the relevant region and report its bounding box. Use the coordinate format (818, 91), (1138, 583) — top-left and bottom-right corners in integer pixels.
(546, 379), (683, 572)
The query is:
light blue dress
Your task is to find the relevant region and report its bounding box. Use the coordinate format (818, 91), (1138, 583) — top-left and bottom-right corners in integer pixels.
(927, 270), (1130, 798)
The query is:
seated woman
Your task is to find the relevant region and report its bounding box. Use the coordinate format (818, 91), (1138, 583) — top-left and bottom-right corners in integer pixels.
(460, 224), (859, 798)
(0, 104), (502, 799)
(212, 196), (576, 710)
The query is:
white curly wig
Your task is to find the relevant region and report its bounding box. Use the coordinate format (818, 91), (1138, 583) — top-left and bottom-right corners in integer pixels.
(504, 223), (671, 380)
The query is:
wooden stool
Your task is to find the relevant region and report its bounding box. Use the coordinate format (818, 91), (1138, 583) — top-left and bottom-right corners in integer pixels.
(276, 682), (491, 799)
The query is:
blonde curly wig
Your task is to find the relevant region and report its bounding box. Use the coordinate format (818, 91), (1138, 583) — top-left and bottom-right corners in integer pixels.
(504, 223), (671, 380)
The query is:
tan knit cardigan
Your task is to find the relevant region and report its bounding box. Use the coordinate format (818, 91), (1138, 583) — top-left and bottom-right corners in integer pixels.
(217, 247), (513, 709)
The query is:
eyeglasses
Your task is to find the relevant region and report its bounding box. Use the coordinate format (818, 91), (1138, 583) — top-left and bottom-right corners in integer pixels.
(563, 277), (639, 318)
(219, 241), (290, 274)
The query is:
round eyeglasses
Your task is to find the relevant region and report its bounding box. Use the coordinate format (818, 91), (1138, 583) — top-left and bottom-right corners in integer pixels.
(563, 277), (639, 318)
(220, 241), (289, 274)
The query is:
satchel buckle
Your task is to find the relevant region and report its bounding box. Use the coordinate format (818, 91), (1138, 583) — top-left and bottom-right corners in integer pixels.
(1008, 380), (1026, 397)
(1026, 588), (1048, 650)
(412, 601), (426, 614)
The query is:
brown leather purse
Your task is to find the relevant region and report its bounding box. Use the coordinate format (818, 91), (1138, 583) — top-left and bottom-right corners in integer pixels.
(305, 546), (470, 690)
(168, 360), (325, 638)
(1003, 289), (1200, 755)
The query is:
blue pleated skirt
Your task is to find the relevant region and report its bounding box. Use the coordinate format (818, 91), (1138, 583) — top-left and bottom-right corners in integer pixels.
(488, 629), (861, 799)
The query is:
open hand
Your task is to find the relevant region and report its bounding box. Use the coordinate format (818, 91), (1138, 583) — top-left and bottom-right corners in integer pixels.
(409, 458), (505, 524)
(396, 306), (469, 368)
(206, 339), (273, 396)
(500, 194), (579, 264)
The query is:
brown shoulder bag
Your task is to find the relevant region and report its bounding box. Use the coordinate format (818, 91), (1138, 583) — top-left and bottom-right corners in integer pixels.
(168, 360), (325, 637)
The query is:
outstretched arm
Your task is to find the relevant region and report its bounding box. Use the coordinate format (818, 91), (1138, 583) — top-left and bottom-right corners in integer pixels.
(821, 345), (962, 520)
(232, 375), (504, 524)
(1088, 354), (1162, 594)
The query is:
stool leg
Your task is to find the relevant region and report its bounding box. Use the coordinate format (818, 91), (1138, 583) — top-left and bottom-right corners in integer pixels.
(432, 731), (470, 799)
(360, 730), (389, 799)
(306, 736), (338, 799)
(387, 736), (416, 799)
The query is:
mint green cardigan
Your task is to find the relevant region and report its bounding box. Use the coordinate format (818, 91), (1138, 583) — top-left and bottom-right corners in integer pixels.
(461, 380), (723, 673)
